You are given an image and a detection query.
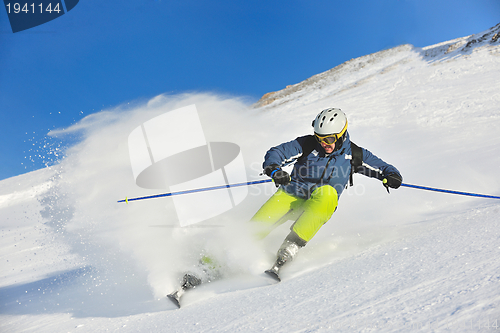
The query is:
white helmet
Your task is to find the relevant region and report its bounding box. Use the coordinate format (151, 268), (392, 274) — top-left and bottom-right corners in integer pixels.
(312, 108), (348, 136)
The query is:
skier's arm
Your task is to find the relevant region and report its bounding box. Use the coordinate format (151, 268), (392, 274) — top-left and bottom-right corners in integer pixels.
(262, 138), (304, 169)
(262, 138), (306, 186)
(357, 148), (402, 187)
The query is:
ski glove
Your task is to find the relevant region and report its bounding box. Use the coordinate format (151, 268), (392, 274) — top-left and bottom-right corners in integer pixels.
(383, 173), (402, 190)
(264, 164), (291, 187)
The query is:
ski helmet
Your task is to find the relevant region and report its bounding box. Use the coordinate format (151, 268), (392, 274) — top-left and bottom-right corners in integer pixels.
(312, 108), (348, 136)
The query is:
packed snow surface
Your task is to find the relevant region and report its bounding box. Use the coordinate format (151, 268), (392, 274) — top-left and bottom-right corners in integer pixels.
(1, 24), (500, 332)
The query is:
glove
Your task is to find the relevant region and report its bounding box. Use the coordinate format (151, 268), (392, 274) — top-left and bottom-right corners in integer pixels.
(264, 164), (291, 187)
(383, 173), (402, 191)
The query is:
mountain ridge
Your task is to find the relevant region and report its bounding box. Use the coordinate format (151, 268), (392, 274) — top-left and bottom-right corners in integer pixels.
(255, 23), (500, 108)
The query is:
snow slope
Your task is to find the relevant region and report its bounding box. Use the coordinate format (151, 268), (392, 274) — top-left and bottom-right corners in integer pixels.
(1, 23), (500, 332)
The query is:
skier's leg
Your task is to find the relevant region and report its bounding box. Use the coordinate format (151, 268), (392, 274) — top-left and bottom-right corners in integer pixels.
(291, 185), (338, 243)
(265, 231), (306, 279)
(249, 188), (305, 239)
(268, 185), (338, 273)
(180, 252), (223, 288)
(198, 254), (222, 283)
(276, 231), (307, 266)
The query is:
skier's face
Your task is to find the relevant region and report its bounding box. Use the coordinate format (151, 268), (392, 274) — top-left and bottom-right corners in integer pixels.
(321, 141), (335, 154)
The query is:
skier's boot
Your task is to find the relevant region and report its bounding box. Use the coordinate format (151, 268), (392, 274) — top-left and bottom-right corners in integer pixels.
(167, 273), (202, 308)
(181, 273), (202, 290)
(167, 254), (220, 309)
(265, 233), (306, 281)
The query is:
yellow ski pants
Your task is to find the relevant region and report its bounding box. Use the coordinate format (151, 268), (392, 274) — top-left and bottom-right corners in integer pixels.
(250, 185), (338, 243)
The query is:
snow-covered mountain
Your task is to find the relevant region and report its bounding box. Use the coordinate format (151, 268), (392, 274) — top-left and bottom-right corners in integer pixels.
(1, 23), (500, 332)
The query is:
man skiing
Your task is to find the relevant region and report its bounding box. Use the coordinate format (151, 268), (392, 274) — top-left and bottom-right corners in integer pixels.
(168, 107), (402, 306)
(251, 108), (402, 280)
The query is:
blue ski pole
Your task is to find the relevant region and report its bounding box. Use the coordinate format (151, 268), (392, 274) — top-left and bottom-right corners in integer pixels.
(401, 183), (500, 200)
(118, 179), (273, 203)
(118, 180), (500, 204)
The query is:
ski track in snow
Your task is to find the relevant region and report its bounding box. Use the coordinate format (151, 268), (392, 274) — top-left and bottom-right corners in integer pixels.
(1, 24), (500, 332)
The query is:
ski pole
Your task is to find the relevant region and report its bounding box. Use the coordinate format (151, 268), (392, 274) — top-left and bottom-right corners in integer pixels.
(118, 179), (273, 203)
(118, 180), (500, 204)
(400, 183), (500, 200)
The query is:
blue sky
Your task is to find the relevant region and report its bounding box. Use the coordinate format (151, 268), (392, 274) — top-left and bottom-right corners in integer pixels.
(1, 0), (499, 180)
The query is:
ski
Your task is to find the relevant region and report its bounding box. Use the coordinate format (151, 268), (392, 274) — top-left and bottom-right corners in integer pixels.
(265, 269), (281, 282)
(264, 263), (282, 282)
(167, 288), (185, 308)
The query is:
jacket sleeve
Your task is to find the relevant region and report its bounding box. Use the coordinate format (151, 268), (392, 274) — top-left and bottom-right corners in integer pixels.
(356, 147), (402, 181)
(262, 137), (306, 169)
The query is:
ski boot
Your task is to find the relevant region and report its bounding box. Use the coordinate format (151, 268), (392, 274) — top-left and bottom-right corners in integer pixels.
(167, 254), (221, 308)
(167, 273), (201, 308)
(265, 236), (303, 282)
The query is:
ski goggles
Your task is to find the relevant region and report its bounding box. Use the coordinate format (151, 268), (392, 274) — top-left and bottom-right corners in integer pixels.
(315, 133), (340, 145)
(314, 124), (347, 145)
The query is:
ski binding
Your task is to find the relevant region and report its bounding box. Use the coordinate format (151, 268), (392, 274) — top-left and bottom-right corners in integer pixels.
(166, 273), (202, 309)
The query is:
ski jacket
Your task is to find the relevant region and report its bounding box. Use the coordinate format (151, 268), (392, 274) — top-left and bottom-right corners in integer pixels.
(263, 132), (401, 199)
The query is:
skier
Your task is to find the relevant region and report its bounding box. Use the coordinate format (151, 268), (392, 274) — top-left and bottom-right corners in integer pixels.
(168, 108), (402, 306)
(251, 108), (402, 280)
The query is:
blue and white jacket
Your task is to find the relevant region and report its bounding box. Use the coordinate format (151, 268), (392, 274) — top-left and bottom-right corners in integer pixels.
(263, 132), (401, 199)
